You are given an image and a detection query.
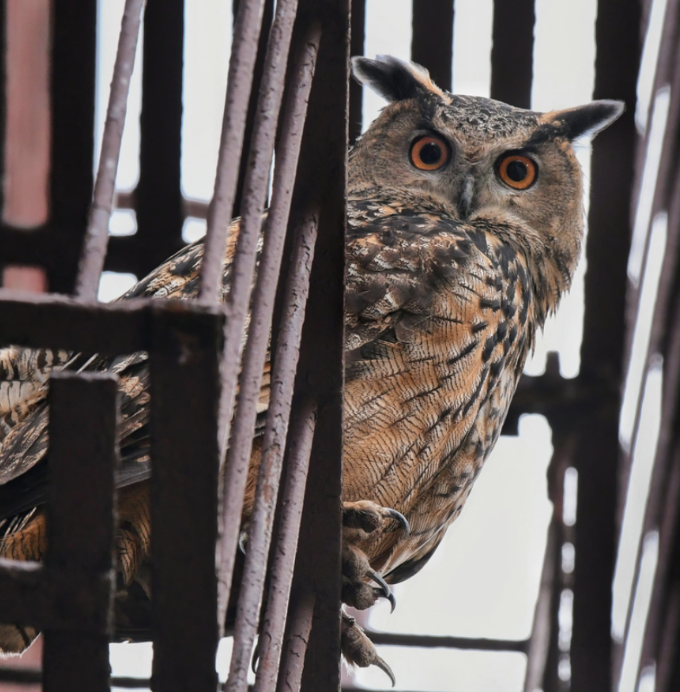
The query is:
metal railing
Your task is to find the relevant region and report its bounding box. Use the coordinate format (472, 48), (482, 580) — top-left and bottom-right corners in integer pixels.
(3, 0), (678, 690)
(0, 0), (348, 690)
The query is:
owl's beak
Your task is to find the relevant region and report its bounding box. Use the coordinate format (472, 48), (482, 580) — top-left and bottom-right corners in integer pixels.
(458, 176), (474, 219)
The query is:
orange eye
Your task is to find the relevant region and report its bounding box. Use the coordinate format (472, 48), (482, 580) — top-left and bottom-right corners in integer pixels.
(497, 154), (537, 189)
(410, 135), (450, 171)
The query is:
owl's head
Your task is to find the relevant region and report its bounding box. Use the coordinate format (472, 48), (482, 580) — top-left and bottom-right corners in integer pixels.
(350, 55), (624, 287)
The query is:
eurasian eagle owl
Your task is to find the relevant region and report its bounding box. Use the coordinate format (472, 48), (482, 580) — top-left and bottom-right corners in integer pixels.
(0, 56), (623, 681)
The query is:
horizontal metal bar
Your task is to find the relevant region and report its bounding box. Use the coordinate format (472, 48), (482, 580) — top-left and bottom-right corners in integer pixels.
(114, 190), (210, 220)
(0, 292), (148, 351)
(365, 630), (529, 653)
(0, 671), (153, 689)
(0, 293), (223, 353)
(0, 560), (110, 633)
(341, 688), (451, 692)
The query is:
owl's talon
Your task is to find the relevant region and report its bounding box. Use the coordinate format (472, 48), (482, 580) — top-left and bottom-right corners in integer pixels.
(251, 638), (260, 674)
(386, 509), (410, 538)
(239, 530), (248, 555)
(341, 611), (396, 687)
(342, 500), (409, 537)
(367, 568), (396, 612)
(374, 654), (396, 687)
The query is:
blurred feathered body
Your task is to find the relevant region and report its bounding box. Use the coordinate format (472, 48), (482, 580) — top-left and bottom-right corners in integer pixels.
(0, 56), (623, 660)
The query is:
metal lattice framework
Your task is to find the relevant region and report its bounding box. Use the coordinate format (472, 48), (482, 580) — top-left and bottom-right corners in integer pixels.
(1, 0), (678, 691)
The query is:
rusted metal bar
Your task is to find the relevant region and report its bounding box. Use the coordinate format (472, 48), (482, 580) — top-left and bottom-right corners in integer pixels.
(232, 0), (274, 218)
(0, 559), (110, 631)
(613, 4), (680, 685)
(0, 0), (6, 218)
(75, 0), (145, 301)
(253, 397), (317, 692)
(116, 191), (210, 221)
(0, 670), (41, 685)
(364, 631), (528, 653)
(650, 454), (680, 691)
(48, 0), (97, 293)
(570, 0), (641, 688)
(490, 0), (534, 109)
(411, 0), (453, 91)
(635, 85), (680, 686)
(0, 292), (148, 353)
(616, 0), (680, 569)
(134, 0), (185, 277)
(198, 0), (267, 302)
(224, 33), (322, 690)
(216, 0), (306, 633)
(349, 0), (365, 143)
(274, 590), (316, 692)
(524, 521), (559, 691)
(280, 2), (348, 688)
(0, 670), (153, 688)
(41, 372), (118, 692)
(148, 305), (223, 692)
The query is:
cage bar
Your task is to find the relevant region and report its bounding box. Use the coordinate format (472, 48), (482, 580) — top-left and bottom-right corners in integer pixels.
(42, 372), (118, 692)
(224, 34), (322, 688)
(76, 0), (145, 301)
(570, 0), (641, 688)
(148, 305), (224, 692)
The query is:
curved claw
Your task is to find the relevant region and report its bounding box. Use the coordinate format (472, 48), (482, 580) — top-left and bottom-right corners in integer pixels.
(251, 638), (260, 674)
(386, 509), (410, 538)
(374, 654), (396, 687)
(239, 530), (248, 555)
(367, 569), (396, 613)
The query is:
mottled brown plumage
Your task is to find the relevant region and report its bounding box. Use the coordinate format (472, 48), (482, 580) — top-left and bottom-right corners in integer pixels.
(0, 56), (623, 674)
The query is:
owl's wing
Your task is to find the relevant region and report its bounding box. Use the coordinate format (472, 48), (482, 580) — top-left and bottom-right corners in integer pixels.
(0, 218), (273, 520)
(342, 212), (530, 517)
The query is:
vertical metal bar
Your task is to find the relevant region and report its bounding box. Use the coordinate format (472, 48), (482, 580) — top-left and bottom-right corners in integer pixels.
(198, 0), (267, 302)
(0, 0), (6, 218)
(49, 0), (97, 293)
(284, 1), (349, 688)
(232, 0), (274, 217)
(135, 0), (185, 277)
(75, 0), (145, 301)
(411, 0), (453, 91)
(275, 590), (316, 692)
(570, 0), (641, 688)
(349, 0), (365, 143)
(523, 521), (559, 692)
(225, 31), (321, 690)
(254, 397), (317, 692)
(647, 448), (680, 692)
(148, 305), (223, 692)
(636, 169), (680, 685)
(42, 372), (118, 692)
(490, 0), (535, 109)
(215, 0), (305, 632)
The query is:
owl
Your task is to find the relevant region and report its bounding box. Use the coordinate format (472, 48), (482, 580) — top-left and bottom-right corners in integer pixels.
(0, 56), (622, 681)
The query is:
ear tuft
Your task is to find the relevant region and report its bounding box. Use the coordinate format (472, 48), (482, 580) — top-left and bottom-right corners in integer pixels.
(351, 55), (444, 102)
(546, 100), (626, 140)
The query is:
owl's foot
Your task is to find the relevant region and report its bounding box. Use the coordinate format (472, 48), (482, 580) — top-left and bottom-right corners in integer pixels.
(341, 611), (395, 686)
(341, 501), (409, 611)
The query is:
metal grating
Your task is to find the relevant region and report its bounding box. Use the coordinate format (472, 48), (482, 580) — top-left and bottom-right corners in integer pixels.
(0, 0), (677, 691)
(0, 0), (348, 690)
